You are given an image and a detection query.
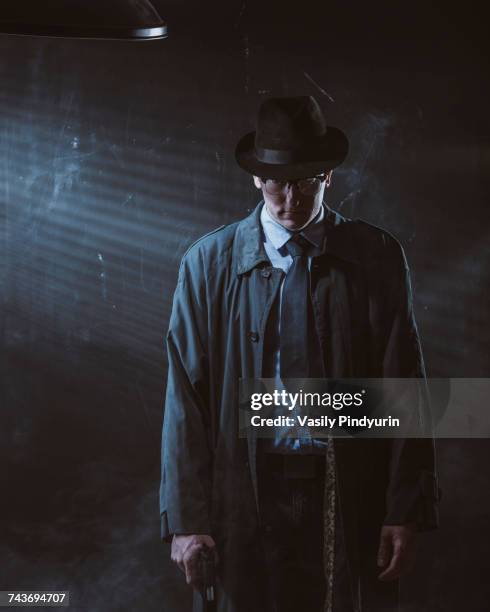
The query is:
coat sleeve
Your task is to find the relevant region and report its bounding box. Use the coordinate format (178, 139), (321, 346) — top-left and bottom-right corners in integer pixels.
(381, 240), (440, 532)
(159, 251), (213, 543)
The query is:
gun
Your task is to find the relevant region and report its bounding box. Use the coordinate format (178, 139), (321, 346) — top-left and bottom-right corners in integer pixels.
(198, 545), (216, 612)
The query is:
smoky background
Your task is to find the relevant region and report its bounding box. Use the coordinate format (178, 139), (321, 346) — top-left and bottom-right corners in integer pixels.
(1, 1), (489, 610)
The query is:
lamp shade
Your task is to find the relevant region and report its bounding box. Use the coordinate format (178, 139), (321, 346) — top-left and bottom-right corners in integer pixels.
(0, 0), (167, 40)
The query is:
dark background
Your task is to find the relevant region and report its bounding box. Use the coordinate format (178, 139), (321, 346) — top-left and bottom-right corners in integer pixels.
(1, 1), (489, 610)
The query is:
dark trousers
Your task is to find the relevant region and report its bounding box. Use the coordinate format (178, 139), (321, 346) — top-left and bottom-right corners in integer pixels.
(257, 448), (357, 612)
(257, 450), (327, 612)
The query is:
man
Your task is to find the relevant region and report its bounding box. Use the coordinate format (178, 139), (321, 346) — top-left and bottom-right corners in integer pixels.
(160, 96), (439, 611)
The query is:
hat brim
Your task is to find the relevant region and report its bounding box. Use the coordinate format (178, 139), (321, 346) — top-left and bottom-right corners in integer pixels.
(235, 126), (349, 179)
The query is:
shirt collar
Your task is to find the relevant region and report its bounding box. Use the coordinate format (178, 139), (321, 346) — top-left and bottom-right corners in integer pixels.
(260, 202), (325, 251)
(233, 201), (360, 276)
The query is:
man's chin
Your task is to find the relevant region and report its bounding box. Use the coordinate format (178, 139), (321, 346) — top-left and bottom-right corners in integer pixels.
(279, 215), (309, 230)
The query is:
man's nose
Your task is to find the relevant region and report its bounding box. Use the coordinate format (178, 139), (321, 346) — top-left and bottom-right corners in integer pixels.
(285, 182), (301, 205)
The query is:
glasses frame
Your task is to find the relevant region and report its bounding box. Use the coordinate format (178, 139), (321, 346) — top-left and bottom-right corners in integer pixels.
(259, 173), (327, 196)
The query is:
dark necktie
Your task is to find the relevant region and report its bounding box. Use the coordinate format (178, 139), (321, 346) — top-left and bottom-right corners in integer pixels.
(280, 233), (312, 379)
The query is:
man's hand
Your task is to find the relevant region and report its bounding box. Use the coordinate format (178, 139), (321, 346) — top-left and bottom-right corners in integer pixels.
(377, 524), (417, 581)
(171, 534), (218, 590)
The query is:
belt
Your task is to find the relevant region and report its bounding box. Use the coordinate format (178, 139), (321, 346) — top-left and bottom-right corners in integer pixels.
(261, 453), (325, 479)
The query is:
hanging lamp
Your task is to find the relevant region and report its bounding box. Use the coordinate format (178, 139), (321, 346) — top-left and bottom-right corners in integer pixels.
(0, 0), (167, 40)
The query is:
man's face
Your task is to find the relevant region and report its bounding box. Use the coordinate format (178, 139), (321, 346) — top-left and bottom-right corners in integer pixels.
(253, 171), (332, 231)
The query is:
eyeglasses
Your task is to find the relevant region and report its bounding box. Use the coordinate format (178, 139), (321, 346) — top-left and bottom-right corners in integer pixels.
(260, 174), (327, 196)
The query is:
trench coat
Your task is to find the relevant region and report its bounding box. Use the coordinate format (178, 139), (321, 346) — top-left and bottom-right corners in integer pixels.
(159, 202), (439, 612)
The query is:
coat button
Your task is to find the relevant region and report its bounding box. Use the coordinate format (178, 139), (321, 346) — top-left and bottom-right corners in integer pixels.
(261, 268), (271, 278)
(249, 331), (259, 342)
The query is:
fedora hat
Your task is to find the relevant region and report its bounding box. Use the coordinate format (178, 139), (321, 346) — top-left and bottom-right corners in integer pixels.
(235, 96), (349, 180)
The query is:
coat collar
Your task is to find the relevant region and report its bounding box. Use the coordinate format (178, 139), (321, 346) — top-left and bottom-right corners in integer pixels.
(234, 201), (361, 275)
